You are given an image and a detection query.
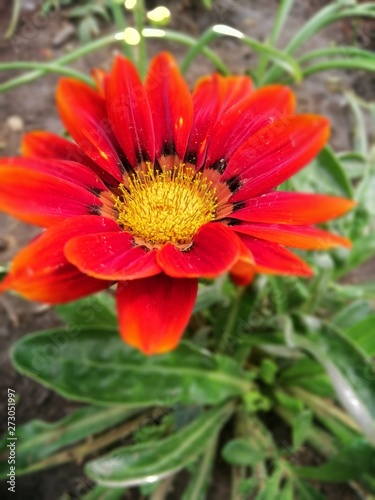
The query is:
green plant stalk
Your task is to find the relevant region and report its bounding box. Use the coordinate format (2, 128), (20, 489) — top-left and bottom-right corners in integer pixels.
(181, 26), (302, 82)
(185, 436), (218, 499)
(345, 91), (369, 157)
(0, 33), (120, 93)
(290, 387), (361, 433)
(134, 0), (147, 79)
(298, 46), (375, 64)
(218, 286), (246, 353)
(0, 62), (94, 87)
(231, 464), (246, 500)
(256, 0), (295, 80)
(0, 30), (230, 94)
(109, 0), (134, 60)
(302, 59), (375, 80)
(261, 0), (360, 84)
(143, 29), (230, 75)
(4, 0), (22, 39)
(276, 405), (338, 457)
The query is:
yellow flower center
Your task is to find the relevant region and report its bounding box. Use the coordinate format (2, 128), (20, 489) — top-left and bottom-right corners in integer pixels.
(113, 164), (218, 248)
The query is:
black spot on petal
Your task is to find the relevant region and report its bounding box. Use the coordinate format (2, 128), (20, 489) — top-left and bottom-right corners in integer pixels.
(184, 150), (197, 165)
(227, 219), (241, 226)
(88, 204), (102, 215)
(89, 187), (103, 196)
(161, 141), (176, 157)
(210, 159), (227, 174)
(233, 201), (246, 211)
(226, 176), (241, 193)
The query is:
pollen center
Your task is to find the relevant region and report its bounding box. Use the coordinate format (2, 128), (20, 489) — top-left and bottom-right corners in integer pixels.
(113, 164), (218, 248)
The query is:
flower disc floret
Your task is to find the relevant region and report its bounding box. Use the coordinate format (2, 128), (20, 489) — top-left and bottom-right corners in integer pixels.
(114, 164), (218, 247)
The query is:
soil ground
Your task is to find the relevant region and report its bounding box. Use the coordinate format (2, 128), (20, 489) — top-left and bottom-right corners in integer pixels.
(0, 0), (374, 499)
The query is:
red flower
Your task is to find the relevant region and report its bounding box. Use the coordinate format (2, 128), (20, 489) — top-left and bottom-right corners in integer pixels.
(0, 53), (354, 355)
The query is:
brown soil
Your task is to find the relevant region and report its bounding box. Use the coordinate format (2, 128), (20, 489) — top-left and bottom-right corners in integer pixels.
(0, 0), (374, 499)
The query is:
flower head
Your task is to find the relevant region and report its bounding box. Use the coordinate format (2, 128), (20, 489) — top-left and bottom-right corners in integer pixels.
(0, 53), (354, 354)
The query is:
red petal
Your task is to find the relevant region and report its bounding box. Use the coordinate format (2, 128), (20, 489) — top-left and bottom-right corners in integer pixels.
(186, 74), (252, 168)
(229, 239), (255, 286)
(57, 78), (125, 182)
(223, 115), (330, 201)
(116, 274), (197, 355)
(240, 235), (313, 277)
(106, 56), (154, 166)
(21, 131), (102, 174)
(91, 67), (109, 98)
(145, 53), (193, 164)
(0, 163), (103, 227)
(233, 223), (351, 250)
(1, 216), (118, 303)
(232, 191), (356, 224)
(157, 223), (240, 278)
(65, 231), (161, 280)
(205, 85), (296, 170)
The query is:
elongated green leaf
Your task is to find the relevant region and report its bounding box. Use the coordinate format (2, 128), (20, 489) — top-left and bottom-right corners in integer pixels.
(182, 437), (217, 500)
(181, 25), (302, 82)
(330, 282), (375, 301)
(316, 146), (353, 198)
(85, 404), (233, 487)
(83, 486), (125, 500)
(56, 293), (116, 329)
(0, 406), (133, 479)
(11, 329), (251, 407)
(255, 464), (283, 500)
(336, 231), (375, 278)
(193, 281), (228, 313)
(332, 300), (373, 330)
(296, 438), (375, 482)
(345, 315), (375, 355)
(222, 438), (266, 466)
(293, 322), (375, 444)
(292, 410), (313, 451)
(280, 358), (334, 397)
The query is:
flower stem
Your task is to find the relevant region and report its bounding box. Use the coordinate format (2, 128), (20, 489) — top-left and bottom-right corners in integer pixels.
(218, 286), (246, 354)
(0, 33), (120, 93)
(134, 0), (147, 79)
(0, 62), (94, 89)
(110, 0), (134, 60)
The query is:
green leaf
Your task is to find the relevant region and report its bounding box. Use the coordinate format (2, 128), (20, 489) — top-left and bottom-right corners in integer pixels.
(293, 322), (375, 444)
(337, 151), (366, 179)
(81, 485), (125, 500)
(182, 437), (217, 500)
(315, 146), (353, 198)
(336, 231), (375, 278)
(85, 404), (233, 487)
(11, 329), (251, 407)
(330, 282), (375, 301)
(279, 480), (294, 500)
(296, 438), (375, 482)
(292, 410), (313, 451)
(56, 292), (117, 329)
(274, 390), (304, 413)
(280, 358), (334, 397)
(193, 280), (228, 313)
(259, 358), (278, 385)
(332, 300), (373, 330)
(345, 315), (375, 355)
(255, 464), (283, 500)
(294, 478), (326, 500)
(0, 406), (133, 478)
(222, 438), (266, 466)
